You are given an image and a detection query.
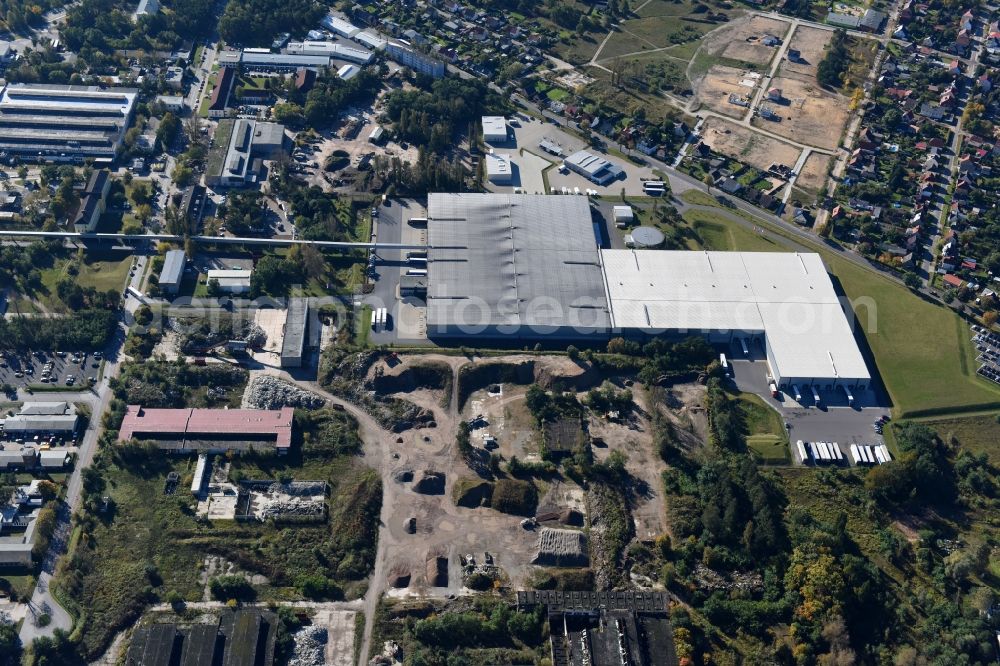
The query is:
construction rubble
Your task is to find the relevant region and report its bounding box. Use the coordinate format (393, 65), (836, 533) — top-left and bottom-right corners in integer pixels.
(242, 375), (328, 410)
(288, 625), (328, 666)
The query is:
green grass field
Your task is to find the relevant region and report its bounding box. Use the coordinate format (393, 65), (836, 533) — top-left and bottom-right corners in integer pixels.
(918, 414), (1000, 463)
(34, 256), (131, 311)
(740, 392), (790, 463)
(600, 0), (736, 58)
(684, 209), (787, 252)
(821, 251), (1000, 416)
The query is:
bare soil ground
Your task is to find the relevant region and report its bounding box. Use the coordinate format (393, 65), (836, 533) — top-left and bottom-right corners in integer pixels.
(780, 25), (832, 78)
(702, 115), (801, 171)
(753, 74), (849, 151)
(312, 608), (358, 666)
(718, 15), (790, 65)
(797, 152), (832, 193)
(363, 354), (711, 596)
(695, 65), (759, 118)
(587, 389), (666, 541)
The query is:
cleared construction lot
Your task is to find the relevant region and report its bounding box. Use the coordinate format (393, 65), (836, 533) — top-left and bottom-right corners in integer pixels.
(797, 152), (833, 193)
(695, 65), (760, 118)
(718, 14), (791, 65)
(753, 74), (849, 151)
(702, 115), (801, 170)
(780, 25), (834, 78)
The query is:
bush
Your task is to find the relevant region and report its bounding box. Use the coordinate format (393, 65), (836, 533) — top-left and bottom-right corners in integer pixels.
(209, 575), (256, 602)
(489, 479), (537, 516)
(465, 572), (493, 591)
(297, 574), (343, 600)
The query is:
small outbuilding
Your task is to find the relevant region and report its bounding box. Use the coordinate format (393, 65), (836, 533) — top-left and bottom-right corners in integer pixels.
(612, 205), (634, 227)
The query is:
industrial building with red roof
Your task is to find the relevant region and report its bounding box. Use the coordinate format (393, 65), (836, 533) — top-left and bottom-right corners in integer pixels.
(118, 406), (294, 454)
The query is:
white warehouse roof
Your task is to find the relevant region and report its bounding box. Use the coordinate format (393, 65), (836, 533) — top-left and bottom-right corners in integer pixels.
(321, 14), (360, 38)
(600, 250), (870, 384)
(481, 116), (507, 140)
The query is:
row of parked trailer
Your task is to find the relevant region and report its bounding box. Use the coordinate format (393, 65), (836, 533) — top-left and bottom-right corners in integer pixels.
(796, 440), (844, 464)
(370, 307), (388, 332)
(795, 440), (892, 466)
(850, 444), (892, 465)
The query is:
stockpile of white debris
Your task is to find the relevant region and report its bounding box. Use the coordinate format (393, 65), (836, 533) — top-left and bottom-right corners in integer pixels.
(242, 375), (327, 410)
(288, 625), (327, 666)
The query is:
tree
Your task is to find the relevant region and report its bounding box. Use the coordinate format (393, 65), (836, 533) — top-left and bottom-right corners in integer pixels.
(0, 619), (20, 664)
(173, 165), (193, 187)
(129, 181), (153, 207)
(209, 575), (255, 601)
(456, 420), (472, 457)
(205, 278), (221, 297)
(904, 272), (922, 290)
(817, 29), (850, 88)
(156, 112), (180, 148)
(982, 310), (998, 329)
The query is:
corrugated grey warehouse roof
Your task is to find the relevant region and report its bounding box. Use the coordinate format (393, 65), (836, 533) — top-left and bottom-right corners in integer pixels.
(427, 194), (610, 335)
(280, 298), (308, 360)
(160, 249), (185, 289)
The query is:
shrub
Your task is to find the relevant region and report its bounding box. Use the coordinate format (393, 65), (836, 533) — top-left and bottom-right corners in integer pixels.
(490, 479), (538, 516)
(209, 575), (256, 602)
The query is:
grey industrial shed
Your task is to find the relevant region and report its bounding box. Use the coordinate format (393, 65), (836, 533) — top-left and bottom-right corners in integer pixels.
(426, 193), (611, 340)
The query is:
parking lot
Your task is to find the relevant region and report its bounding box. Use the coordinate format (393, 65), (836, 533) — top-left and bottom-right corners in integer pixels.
(0, 350), (102, 391)
(972, 325), (1000, 386)
(727, 339), (889, 458)
(484, 114), (664, 197)
(365, 198), (428, 345)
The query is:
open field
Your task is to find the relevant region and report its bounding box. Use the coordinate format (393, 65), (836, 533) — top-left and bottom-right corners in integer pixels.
(740, 392), (790, 464)
(33, 254), (131, 312)
(824, 253), (1000, 416)
(919, 414), (1000, 463)
(583, 61), (690, 119)
(779, 25), (832, 78)
(753, 74), (849, 151)
(702, 115), (801, 171)
(598, 0), (738, 61)
(684, 209), (788, 252)
(796, 151), (832, 193)
(694, 65), (759, 118)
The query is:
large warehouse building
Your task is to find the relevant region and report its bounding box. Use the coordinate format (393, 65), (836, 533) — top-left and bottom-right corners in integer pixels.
(425, 193), (871, 391)
(118, 406), (294, 454)
(426, 194), (611, 339)
(0, 83), (138, 163)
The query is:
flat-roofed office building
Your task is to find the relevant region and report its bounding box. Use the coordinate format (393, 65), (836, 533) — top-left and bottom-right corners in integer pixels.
(159, 249), (185, 295)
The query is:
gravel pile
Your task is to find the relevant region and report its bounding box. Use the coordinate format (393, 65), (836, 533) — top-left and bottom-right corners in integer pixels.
(289, 625), (327, 666)
(242, 375), (327, 410)
(532, 528), (589, 567)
